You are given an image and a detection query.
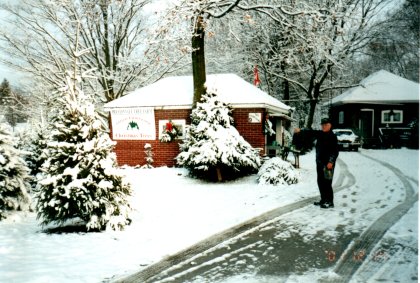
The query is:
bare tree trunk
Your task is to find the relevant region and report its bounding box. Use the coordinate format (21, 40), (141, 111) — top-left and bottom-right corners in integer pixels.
(306, 80), (322, 129)
(305, 64), (331, 128)
(283, 79), (289, 101)
(306, 98), (317, 129)
(216, 167), (223, 182)
(192, 16), (206, 109)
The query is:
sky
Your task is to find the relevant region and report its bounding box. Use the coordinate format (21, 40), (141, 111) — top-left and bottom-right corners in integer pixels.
(0, 1), (24, 85)
(0, 148), (417, 283)
(0, 64), (24, 85)
(0, 17), (11, 82)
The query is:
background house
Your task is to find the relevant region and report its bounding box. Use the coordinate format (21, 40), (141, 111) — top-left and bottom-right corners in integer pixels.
(104, 74), (292, 166)
(329, 70), (419, 148)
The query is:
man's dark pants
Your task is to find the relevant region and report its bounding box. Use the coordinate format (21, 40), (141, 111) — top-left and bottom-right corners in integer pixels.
(316, 162), (334, 203)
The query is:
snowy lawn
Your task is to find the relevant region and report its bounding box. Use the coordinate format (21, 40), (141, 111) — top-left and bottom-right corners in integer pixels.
(0, 148), (418, 283)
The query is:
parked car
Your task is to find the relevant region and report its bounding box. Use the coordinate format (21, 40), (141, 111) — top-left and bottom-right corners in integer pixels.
(333, 129), (361, 151)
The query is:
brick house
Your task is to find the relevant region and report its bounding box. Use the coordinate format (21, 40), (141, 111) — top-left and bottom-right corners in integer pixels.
(104, 74), (292, 167)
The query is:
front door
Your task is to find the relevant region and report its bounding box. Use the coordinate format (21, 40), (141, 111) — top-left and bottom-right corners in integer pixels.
(359, 109), (374, 147)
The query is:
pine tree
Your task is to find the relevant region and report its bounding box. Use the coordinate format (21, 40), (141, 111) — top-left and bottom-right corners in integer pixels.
(176, 90), (261, 181)
(0, 79), (11, 105)
(23, 126), (50, 188)
(35, 40), (132, 231)
(35, 75), (132, 231)
(0, 79), (15, 127)
(0, 123), (31, 220)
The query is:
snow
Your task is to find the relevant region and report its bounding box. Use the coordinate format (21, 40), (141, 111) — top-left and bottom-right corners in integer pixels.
(103, 74), (290, 115)
(331, 70), (419, 105)
(0, 148), (418, 283)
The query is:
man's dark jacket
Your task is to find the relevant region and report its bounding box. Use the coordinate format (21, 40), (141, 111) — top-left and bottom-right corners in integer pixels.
(303, 129), (339, 165)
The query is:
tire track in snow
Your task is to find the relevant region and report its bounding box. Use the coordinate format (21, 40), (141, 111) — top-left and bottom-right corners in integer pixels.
(333, 153), (418, 282)
(110, 158), (355, 283)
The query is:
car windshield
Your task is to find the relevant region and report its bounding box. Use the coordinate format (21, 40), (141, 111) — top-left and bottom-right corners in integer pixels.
(334, 130), (353, 136)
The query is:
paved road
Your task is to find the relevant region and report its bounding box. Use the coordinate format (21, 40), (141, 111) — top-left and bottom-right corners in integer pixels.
(111, 153), (417, 283)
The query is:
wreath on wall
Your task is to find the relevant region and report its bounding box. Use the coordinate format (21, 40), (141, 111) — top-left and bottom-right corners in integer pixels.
(160, 120), (180, 142)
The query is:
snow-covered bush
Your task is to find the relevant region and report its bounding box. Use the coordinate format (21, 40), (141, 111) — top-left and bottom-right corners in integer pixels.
(35, 74), (132, 231)
(141, 143), (154, 168)
(258, 157), (299, 185)
(176, 90), (261, 181)
(0, 123), (31, 220)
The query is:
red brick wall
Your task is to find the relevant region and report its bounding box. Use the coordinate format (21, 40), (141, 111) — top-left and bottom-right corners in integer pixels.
(110, 108), (266, 167)
(232, 108), (266, 151)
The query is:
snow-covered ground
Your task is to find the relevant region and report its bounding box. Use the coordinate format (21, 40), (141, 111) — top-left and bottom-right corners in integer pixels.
(0, 148), (418, 283)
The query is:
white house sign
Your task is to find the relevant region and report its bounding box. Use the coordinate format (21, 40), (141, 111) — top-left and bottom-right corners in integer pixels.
(110, 107), (156, 140)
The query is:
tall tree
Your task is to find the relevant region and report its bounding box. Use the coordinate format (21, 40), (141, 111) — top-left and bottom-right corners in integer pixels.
(241, 0), (394, 128)
(163, 1), (329, 109)
(187, 1), (243, 107)
(0, 0), (186, 103)
(165, 0), (269, 107)
(192, 15), (207, 108)
(356, 0), (419, 82)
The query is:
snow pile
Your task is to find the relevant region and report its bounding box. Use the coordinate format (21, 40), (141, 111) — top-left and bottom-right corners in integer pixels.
(257, 157), (299, 185)
(177, 90), (261, 181)
(0, 123), (31, 219)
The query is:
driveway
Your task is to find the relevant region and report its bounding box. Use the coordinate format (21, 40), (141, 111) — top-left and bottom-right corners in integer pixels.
(112, 152), (418, 283)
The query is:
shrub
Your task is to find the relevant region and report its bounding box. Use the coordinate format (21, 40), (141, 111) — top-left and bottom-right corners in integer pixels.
(258, 157), (299, 185)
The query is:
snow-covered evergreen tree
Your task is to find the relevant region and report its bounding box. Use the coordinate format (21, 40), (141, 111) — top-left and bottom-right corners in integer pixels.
(176, 90), (261, 181)
(23, 126), (49, 188)
(0, 123), (31, 220)
(35, 59), (132, 231)
(258, 157), (299, 186)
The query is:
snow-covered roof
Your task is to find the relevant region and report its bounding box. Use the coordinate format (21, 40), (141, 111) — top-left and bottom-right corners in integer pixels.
(104, 74), (291, 115)
(330, 70), (419, 106)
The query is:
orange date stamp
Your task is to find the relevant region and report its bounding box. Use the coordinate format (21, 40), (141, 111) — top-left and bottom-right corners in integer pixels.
(325, 248), (388, 263)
